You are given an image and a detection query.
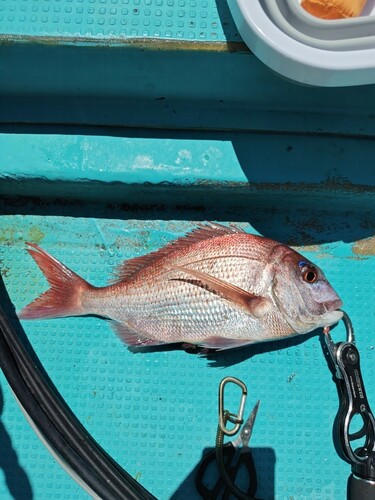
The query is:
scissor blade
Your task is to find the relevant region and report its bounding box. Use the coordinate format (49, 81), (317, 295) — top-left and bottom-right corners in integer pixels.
(239, 400), (260, 447)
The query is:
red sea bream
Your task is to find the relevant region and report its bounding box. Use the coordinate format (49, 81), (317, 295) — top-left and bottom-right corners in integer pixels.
(19, 223), (343, 350)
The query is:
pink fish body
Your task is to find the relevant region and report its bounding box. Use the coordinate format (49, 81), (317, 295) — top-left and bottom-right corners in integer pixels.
(18, 223), (343, 350)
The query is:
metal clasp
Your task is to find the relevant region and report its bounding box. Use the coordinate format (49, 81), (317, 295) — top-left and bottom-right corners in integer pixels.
(324, 311), (355, 377)
(323, 311), (375, 475)
(218, 376), (248, 436)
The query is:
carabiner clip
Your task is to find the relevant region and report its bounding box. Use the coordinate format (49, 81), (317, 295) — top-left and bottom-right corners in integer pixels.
(323, 311), (375, 477)
(218, 376), (248, 436)
(324, 311), (355, 372)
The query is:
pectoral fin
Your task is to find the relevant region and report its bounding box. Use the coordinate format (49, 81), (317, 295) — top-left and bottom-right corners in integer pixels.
(173, 266), (271, 317)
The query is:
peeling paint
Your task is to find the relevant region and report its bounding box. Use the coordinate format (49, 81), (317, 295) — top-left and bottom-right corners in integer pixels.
(295, 244), (320, 253)
(0, 224), (44, 246)
(0, 34), (249, 53)
(0, 227), (20, 245)
(28, 226), (45, 244)
(175, 149), (192, 165)
(0, 264), (10, 278)
(353, 236), (375, 256)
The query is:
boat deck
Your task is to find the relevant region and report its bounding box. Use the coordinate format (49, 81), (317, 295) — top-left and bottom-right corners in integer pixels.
(0, 1), (374, 498)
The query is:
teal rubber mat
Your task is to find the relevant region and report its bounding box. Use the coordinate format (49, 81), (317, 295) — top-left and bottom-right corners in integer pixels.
(0, 215), (374, 499)
(2, 0), (375, 133)
(1, 0), (374, 498)
(1, 215), (374, 500)
(0, 0), (240, 42)
(0, 127), (374, 499)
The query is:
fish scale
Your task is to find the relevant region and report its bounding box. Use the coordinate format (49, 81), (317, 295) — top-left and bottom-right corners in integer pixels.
(19, 223), (343, 350)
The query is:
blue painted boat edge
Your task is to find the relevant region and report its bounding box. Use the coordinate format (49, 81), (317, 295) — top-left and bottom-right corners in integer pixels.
(2, 42), (375, 134)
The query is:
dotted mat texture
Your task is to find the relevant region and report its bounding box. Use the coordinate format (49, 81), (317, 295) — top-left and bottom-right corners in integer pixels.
(0, 0), (240, 42)
(3, 2), (375, 135)
(0, 215), (374, 500)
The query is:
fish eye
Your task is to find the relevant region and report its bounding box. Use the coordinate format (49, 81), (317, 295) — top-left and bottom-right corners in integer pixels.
(301, 266), (318, 284)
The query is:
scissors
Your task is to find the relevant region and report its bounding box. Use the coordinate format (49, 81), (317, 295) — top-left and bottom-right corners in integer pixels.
(195, 400), (260, 499)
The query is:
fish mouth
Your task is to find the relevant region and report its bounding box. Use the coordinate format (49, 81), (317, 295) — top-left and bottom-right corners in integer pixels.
(323, 298), (343, 313)
(318, 298), (343, 327)
(320, 299), (343, 327)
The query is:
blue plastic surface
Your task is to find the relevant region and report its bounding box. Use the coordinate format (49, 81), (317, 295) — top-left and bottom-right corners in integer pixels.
(0, 216), (374, 499)
(0, 0), (239, 42)
(2, 0), (375, 133)
(0, 1), (374, 498)
(0, 126), (374, 499)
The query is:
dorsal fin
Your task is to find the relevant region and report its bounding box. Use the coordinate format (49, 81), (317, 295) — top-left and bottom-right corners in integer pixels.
(109, 222), (244, 284)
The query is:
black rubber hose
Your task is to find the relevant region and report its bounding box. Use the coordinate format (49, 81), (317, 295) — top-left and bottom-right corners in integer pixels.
(0, 279), (156, 500)
(0, 307), (146, 500)
(0, 330), (118, 499)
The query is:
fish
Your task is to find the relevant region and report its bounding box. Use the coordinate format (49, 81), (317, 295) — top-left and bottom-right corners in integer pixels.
(18, 223), (343, 350)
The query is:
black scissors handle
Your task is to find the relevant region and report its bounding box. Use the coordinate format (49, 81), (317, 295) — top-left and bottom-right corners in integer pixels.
(195, 442), (257, 499)
(196, 443), (235, 499)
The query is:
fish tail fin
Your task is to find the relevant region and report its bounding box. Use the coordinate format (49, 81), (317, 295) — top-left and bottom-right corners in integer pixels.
(18, 243), (93, 320)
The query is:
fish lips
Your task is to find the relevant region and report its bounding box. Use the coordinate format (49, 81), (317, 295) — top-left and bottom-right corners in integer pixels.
(321, 298), (344, 326)
(323, 298), (343, 312)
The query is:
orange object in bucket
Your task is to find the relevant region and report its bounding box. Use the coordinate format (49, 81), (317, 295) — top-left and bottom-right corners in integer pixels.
(301, 0), (367, 19)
